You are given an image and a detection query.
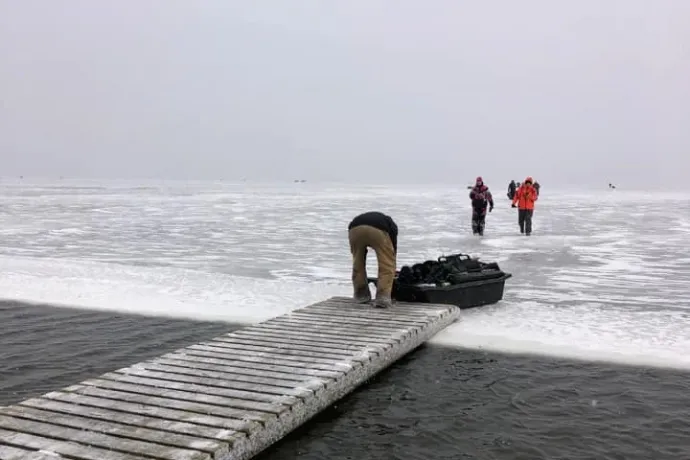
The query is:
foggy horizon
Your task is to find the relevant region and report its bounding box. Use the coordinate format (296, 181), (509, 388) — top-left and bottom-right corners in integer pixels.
(1, 1), (688, 189)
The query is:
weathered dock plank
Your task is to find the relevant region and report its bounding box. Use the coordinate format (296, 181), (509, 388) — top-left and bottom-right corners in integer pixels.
(200, 339), (367, 361)
(232, 328), (395, 351)
(115, 367), (316, 398)
(2, 405), (226, 454)
(0, 443), (69, 460)
(19, 397), (246, 443)
(37, 390), (259, 431)
(152, 357), (330, 386)
(0, 296), (459, 460)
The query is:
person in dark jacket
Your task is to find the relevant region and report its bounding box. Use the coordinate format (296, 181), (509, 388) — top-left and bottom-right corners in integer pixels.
(469, 176), (494, 236)
(348, 211), (398, 308)
(507, 180), (517, 200)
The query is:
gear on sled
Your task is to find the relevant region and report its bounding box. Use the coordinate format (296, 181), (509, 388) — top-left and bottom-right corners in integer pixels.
(368, 252), (512, 309)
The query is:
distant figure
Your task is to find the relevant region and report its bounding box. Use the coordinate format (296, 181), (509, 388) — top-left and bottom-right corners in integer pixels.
(469, 176), (494, 236)
(507, 180), (517, 200)
(348, 211), (398, 308)
(533, 181), (541, 196)
(608, 183), (616, 189)
(511, 176), (539, 235)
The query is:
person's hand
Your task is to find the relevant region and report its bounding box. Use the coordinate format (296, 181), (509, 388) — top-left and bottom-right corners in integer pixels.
(489, 206), (493, 213)
(511, 203), (516, 208)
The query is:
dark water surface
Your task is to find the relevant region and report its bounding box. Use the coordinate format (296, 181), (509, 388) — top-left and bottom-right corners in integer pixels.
(0, 300), (239, 404)
(1, 302), (688, 460)
(259, 345), (690, 460)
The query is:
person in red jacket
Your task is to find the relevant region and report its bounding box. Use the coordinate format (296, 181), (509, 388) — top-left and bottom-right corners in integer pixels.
(511, 176), (538, 235)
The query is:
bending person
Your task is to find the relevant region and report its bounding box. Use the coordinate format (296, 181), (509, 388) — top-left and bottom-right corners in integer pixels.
(347, 211), (398, 308)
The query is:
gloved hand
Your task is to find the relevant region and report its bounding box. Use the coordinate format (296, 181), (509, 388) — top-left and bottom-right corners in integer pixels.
(489, 206), (493, 213)
(511, 203), (516, 208)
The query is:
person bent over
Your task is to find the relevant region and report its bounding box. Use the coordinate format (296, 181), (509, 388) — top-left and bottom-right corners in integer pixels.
(512, 176), (538, 235)
(347, 211), (398, 308)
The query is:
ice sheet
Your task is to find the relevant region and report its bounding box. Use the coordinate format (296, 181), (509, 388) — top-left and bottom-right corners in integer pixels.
(1, 179), (689, 369)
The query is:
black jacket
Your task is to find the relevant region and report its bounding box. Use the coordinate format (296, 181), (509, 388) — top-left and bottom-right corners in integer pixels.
(348, 211), (398, 252)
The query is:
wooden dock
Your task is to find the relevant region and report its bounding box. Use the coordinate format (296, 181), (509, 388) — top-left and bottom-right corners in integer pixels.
(0, 296), (459, 460)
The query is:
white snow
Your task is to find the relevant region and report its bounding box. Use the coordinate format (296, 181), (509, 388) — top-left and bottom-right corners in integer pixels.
(0, 179), (689, 369)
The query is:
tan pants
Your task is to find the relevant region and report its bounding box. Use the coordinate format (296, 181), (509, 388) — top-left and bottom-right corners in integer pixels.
(348, 225), (397, 299)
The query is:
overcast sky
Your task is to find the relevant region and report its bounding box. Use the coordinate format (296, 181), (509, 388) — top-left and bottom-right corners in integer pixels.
(1, 1), (688, 187)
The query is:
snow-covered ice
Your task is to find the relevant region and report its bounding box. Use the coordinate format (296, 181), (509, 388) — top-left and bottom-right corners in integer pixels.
(0, 178), (689, 369)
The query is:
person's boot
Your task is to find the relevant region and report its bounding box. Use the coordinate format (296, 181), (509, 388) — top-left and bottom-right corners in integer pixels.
(353, 286), (372, 304)
(374, 293), (392, 309)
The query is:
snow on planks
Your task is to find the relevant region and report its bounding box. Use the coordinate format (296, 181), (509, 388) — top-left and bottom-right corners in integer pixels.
(0, 296), (460, 460)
